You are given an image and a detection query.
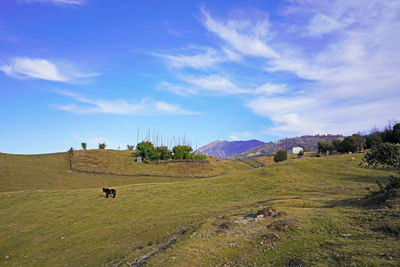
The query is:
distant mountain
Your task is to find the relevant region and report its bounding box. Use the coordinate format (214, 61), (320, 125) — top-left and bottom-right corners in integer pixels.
(227, 135), (344, 160)
(197, 140), (265, 158)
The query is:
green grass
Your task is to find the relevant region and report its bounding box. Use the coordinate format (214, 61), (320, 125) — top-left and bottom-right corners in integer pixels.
(0, 152), (399, 266)
(72, 149), (252, 177)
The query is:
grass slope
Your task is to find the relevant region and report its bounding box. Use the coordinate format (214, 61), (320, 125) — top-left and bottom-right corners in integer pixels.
(0, 152), (399, 266)
(72, 149), (252, 177)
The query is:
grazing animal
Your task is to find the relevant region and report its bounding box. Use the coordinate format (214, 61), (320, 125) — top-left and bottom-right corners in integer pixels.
(103, 188), (116, 198)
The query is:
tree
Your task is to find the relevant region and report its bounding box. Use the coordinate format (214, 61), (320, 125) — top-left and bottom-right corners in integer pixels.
(318, 140), (334, 155)
(332, 140), (342, 151)
(273, 150), (287, 162)
(173, 145), (192, 159)
(352, 134), (366, 152)
(81, 142), (87, 150)
(127, 144), (134, 150)
(98, 143), (106, 149)
(337, 136), (358, 153)
(363, 143), (400, 168)
(156, 146), (172, 160)
(136, 141), (156, 160)
(393, 123), (400, 144)
(365, 133), (383, 149)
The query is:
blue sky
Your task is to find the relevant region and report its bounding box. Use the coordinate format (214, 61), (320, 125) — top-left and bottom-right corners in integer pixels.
(1, 0), (399, 154)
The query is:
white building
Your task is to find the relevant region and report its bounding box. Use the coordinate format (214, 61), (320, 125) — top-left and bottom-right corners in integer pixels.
(287, 146), (304, 154)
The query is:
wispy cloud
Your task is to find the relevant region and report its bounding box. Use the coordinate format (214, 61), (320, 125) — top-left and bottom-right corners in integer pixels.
(53, 91), (198, 115)
(200, 6), (278, 59)
(0, 57), (99, 83)
(23, 0), (85, 6)
(152, 47), (224, 69)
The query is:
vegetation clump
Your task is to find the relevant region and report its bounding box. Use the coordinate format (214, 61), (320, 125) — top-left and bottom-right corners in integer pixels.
(81, 142), (87, 150)
(136, 141), (206, 161)
(98, 143), (106, 149)
(273, 150), (287, 162)
(363, 143), (400, 168)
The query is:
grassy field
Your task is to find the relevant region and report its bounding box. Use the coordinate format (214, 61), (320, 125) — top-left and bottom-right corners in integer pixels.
(0, 151), (399, 266)
(72, 149), (252, 177)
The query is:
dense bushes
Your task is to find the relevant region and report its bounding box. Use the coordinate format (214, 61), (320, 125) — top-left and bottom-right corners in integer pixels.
(81, 142), (87, 150)
(274, 150), (287, 162)
(98, 143), (106, 149)
(135, 141), (205, 161)
(318, 140), (335, 155)
(363, 143), (400, 168)
(127, 144), (134, 150)
(172, 145), (192, 160)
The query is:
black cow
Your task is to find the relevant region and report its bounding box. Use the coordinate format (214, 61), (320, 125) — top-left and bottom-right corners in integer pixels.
(103, 188), (116, 198)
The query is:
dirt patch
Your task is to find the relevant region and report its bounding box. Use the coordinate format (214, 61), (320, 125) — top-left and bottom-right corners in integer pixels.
(260, 232), (280, 242)
(267, 219), (300, 232)
(272, 211), (288, 219)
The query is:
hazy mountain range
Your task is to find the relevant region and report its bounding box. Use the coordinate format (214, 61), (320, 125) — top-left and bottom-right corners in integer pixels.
(227, 135), (344, 160)
(196, 140), (265, 158)
(197, 135), (344, 159)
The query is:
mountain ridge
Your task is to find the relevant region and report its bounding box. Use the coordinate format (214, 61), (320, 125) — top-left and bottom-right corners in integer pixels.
(197, 139), (265, 158)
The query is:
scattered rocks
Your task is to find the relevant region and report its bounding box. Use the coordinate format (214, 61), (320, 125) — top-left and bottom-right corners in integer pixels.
(255, 207), (277, 217)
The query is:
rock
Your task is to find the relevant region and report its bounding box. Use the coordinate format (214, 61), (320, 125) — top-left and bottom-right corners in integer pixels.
(255, 215), (265, 222)
(255, 207), (277, 217)
(340, 233), (352, 237)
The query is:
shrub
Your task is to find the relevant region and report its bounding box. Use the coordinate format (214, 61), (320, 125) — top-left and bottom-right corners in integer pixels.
(332, 140), (341, 151)
(189, 153), (207, 161)
(136, 141), (156, 160)
(363, 142), (400, 168)
(274, 150), (287, 162)
(337, 136), (358, 153)
(318, 140), (334, 155)
(81, 142), (87, 150)
(298, 150), (304, 157)
(98, 143), (106, 149)
(127, 144), (134, 150)
(156, 146), (172, 160)
(366, 133), (383, 149)
(173, 145), (193, 160)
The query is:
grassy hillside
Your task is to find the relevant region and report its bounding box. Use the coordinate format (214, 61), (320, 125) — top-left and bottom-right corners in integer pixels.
(71, 149), (251, 177)
(0, 152), (196, 192)
(0, 152), (399, 266)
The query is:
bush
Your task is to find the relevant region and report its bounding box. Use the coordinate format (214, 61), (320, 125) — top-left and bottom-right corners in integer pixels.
(98, 143), (106, 149)
(173, 145), (193, 160)
(127, 144), (134, 150)
(366, 133), (383, 149)
(274, 150), (287, 162)
(318, 140), (334, 155)
(136, 141), (157, 160)
(363, 142), (400, 168)
(332, 140), (341, 151)
(298, 150), (304, 157)
(337, 136), (358, 153)
(189, 153), (207, 161)
(81, 142), (87, 150)
(156, 146), (172, 160)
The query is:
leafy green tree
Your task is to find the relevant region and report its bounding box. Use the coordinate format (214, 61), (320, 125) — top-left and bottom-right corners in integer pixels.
(81, 142), (87, 150)
(189, 153), (207, 161)
(337, 136), (358, 153)
(156, 146), (172, 160)
(98, 143), (106, 149)
(127, 144), (134, 150)
(393, 123), (400, 144)
(173, 145), (192, 159)
(318, 140), (334, 155)
(136, 141), (156, 160)
(353, 134), (366, 152)
(363, 143), (400, 168)
(273, 150), (287, 162)
(332, 140), (342, 151)
(365, 133), (383, 149)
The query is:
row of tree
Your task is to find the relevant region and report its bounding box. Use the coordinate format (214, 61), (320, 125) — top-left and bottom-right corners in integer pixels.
(318, 122), (400, 155)
(135, 141), (206, 161)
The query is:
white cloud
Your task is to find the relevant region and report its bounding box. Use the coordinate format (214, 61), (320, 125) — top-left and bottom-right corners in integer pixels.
(53, 91), (198, 115)
(181, 74), (247, 95)
(152, 47), (224, 69)
(0, 57), (99, 82)
(201, 7), (278, 58)
(23, 0), (85, 5)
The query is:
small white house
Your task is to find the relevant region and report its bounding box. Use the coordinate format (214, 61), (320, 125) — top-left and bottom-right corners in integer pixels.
(287, 146), (303, 154)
